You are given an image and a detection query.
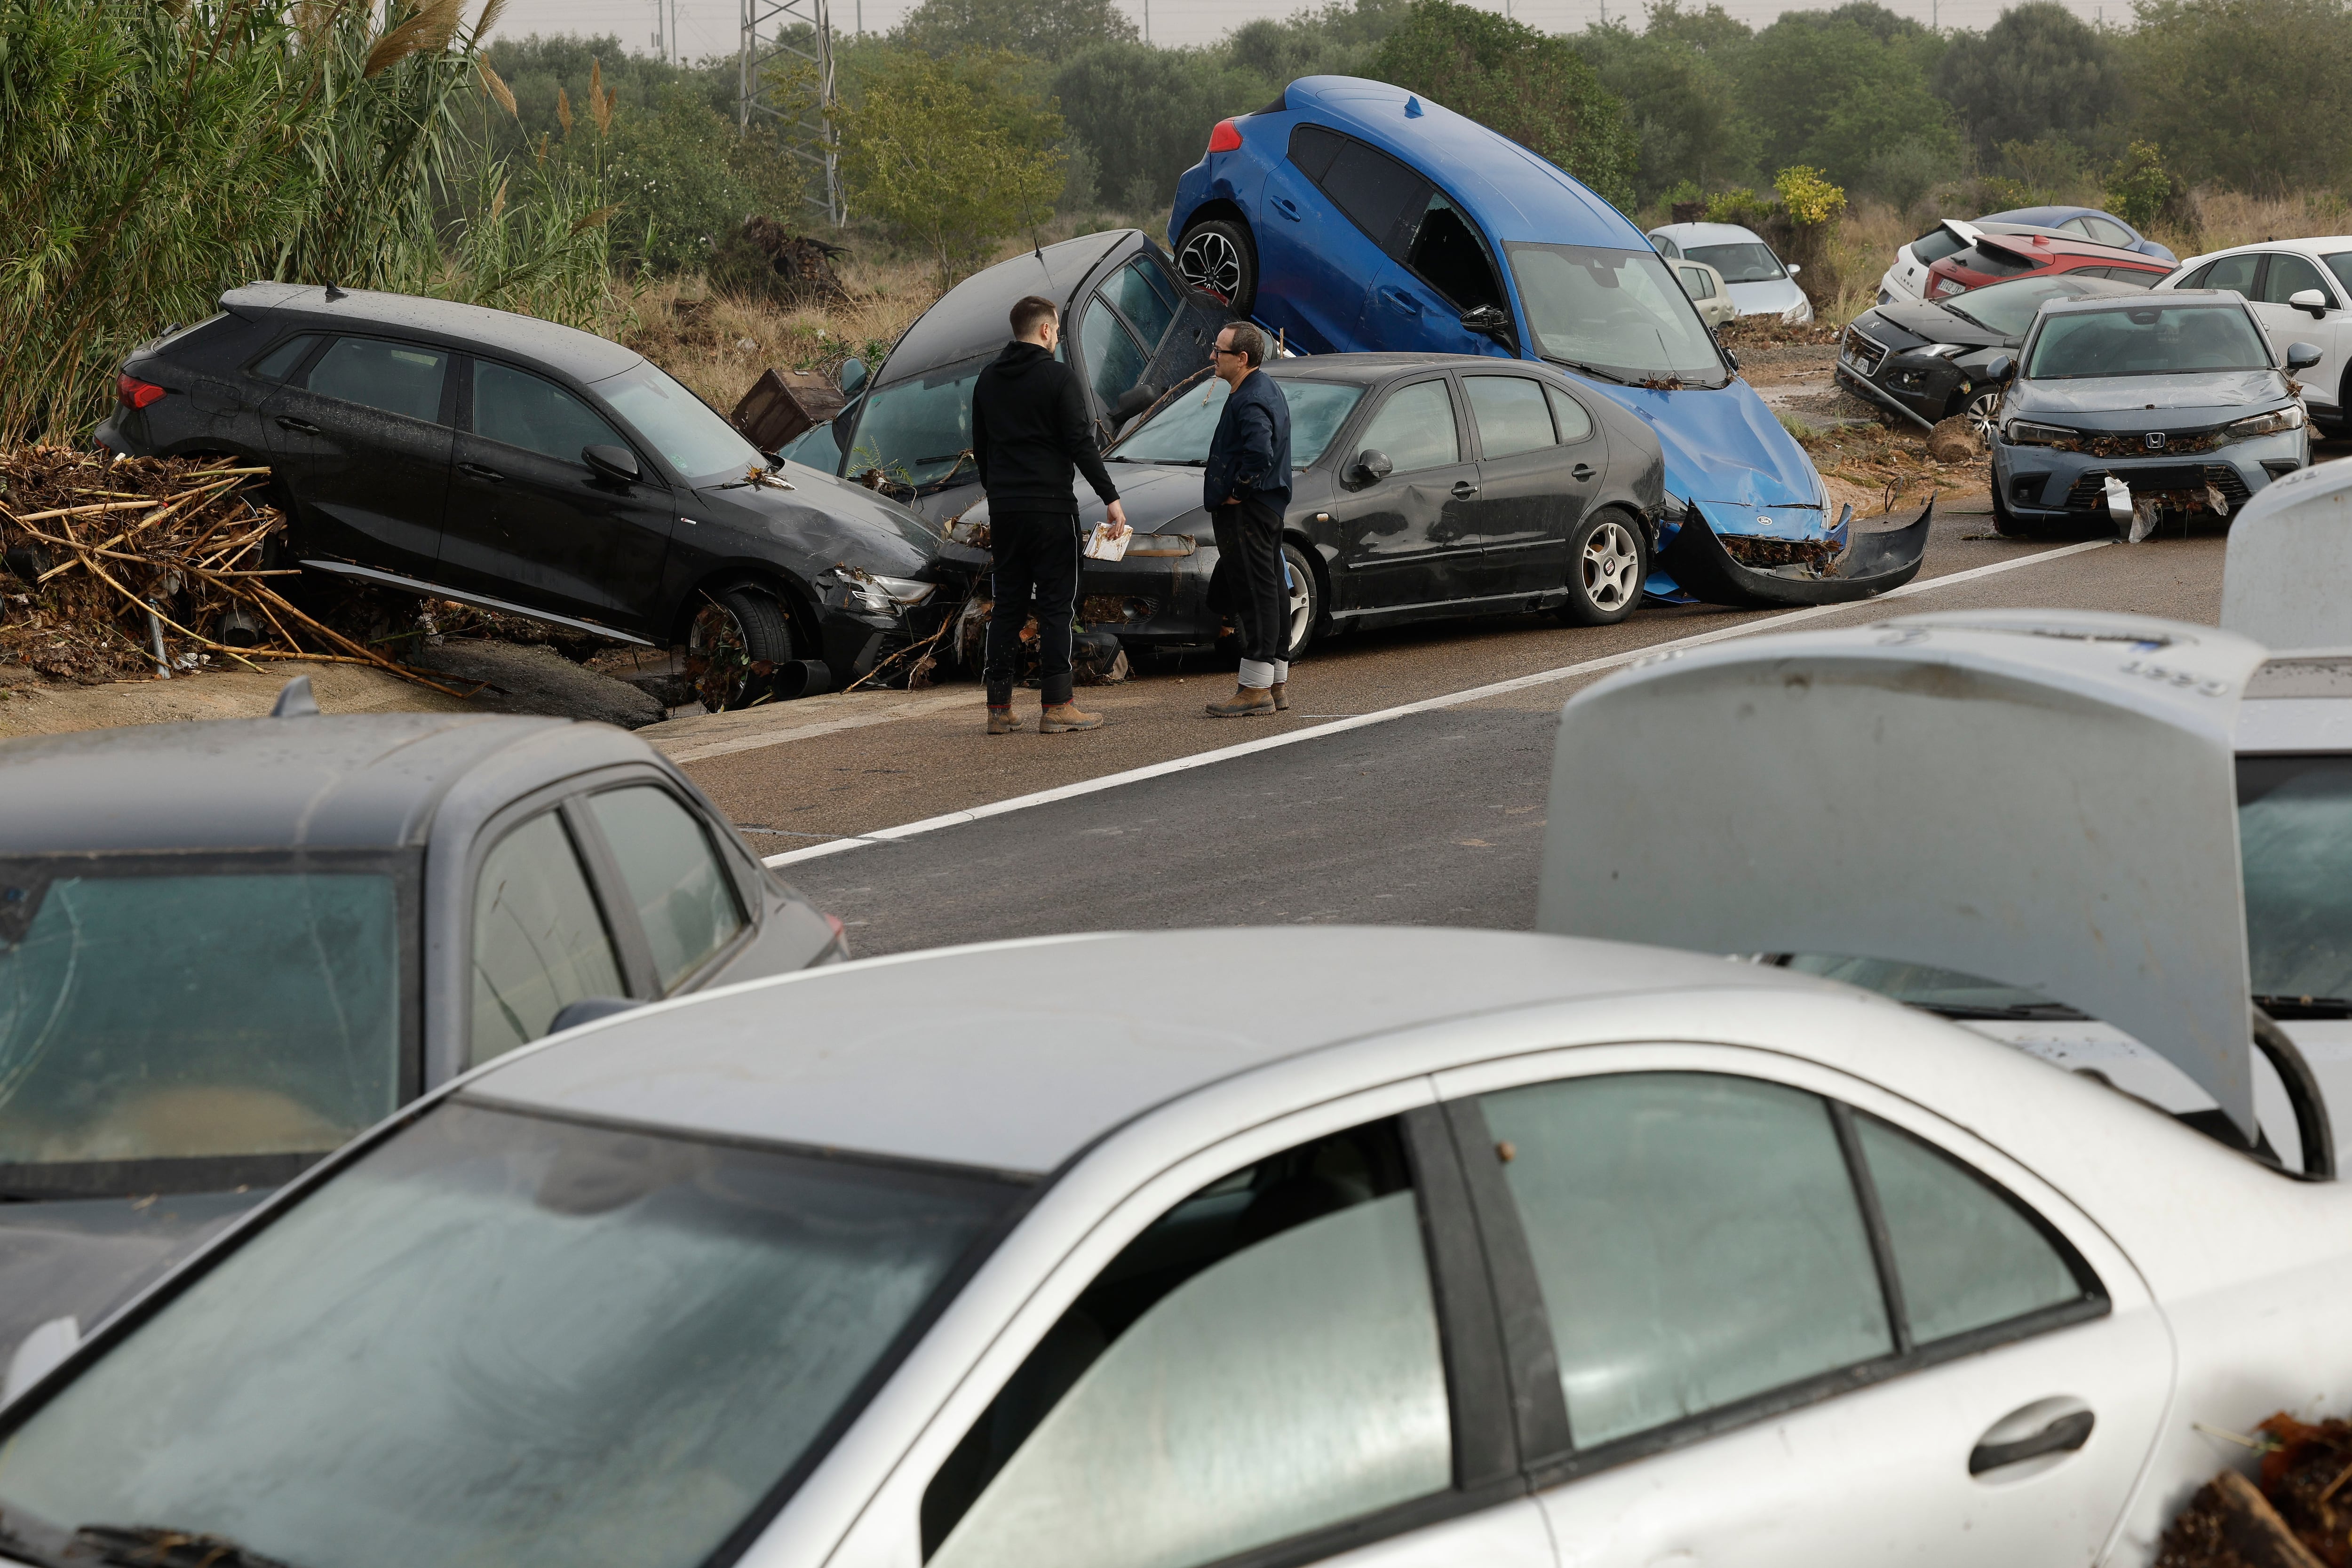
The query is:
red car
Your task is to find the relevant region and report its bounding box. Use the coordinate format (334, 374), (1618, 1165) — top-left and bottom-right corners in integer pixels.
(1924, 232), (2173, 299)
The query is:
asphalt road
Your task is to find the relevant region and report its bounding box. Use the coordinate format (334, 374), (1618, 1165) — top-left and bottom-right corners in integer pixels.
(678, 499), (2241, 955)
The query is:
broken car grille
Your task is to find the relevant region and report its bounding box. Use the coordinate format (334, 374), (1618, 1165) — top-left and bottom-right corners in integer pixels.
(2061, 464), (2250, 512)
(1840, 326), (1888, 379)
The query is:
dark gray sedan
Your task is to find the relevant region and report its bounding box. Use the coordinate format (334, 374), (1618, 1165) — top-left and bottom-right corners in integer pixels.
(0, 691), (840, 1392)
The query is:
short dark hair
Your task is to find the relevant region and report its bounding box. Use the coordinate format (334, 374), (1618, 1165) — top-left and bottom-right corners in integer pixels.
(1010, 295), (1058, 339)
(1221, 321), (1266, 367)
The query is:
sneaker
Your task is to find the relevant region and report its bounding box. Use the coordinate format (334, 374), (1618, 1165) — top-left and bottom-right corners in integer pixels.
(986, 707), (1022, 734)
(1207, 686), (1276, 717)
(1040, 701), (1104, 732)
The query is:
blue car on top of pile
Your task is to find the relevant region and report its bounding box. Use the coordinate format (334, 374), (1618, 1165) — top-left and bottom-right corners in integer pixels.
(1168, 76), (1930, 605)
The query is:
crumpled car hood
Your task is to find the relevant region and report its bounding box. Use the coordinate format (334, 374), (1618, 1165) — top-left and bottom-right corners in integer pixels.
(745, 463), (944, 557)
(2013, 370), (2289, 423)
(1870, 302), (2005, 347)
(1580, 376), (1825, 513)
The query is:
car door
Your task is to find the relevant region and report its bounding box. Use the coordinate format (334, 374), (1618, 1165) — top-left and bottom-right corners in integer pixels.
(1326, 375), (1483, 613)
(575, 781), (751, 995)
(440, 357), (676, 634)
(1433, 1049), (2172, 1568)
(906, 1111), (1557, 1568)
(1075, 294), (1152, 449)
(260, 334), (454, 579)
(2250, 252), (2347, 417)
(1369, 190), (1514, 358)
(1253, 124), (1397, 355)
(1462, 374), (1604, 597)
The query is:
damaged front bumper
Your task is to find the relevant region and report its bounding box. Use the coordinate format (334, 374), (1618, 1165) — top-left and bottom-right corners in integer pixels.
(1661, 495), (1933, 606)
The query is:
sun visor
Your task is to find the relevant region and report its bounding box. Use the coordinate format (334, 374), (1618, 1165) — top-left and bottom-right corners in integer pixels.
(2220, 459), (2352, 653)
(1536, 608), (2269, 1137)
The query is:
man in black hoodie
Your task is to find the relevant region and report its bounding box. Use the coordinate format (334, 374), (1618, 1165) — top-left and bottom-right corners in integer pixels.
(971, 294), (1126, 735)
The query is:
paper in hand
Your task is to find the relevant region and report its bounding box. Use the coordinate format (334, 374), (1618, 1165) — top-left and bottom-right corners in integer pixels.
(1084, 523), (1132, 562)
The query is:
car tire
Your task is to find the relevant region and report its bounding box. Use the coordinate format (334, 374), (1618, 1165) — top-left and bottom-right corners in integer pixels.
(1177, 219), (1257, 313)
(687, 586), (796, 711)
(1962, 388), (2002, 445)
(1557, 509), (1648, 626)
(1281, 539), (1320, 660)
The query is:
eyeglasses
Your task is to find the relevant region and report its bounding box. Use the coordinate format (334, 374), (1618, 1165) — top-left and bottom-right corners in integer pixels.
(1211, 345), (1244, 358)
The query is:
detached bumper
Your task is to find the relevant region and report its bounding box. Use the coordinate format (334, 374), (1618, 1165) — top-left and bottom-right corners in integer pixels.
(1662, 496), (1933, 607)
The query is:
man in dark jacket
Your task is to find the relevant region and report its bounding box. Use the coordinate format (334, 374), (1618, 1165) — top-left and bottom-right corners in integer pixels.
(971, 294), (1126, 735)
(1201, 321), (1293, 718)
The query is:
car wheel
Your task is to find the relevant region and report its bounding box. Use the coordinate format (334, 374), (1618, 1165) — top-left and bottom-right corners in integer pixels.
(1177, 219), (1256, 313)
(687, 586), (795, 711)
(1963, 388), (2002, 445)
(1281, 540), (1320, 659)
(1557, 509), (1647, 626)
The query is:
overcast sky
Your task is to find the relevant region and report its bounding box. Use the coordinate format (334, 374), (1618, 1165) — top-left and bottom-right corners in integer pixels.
(500, 0), (2127, 60)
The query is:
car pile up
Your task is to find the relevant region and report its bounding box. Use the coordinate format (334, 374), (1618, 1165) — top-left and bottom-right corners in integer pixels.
(0, 448), (460, 693)
(2159, 1413), (2352, 1567)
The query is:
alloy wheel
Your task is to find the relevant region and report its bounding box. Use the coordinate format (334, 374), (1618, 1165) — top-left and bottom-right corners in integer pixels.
(1964, 389), (2002, 445)
(1583, 520), (1642, 611)
(1178, 229), (1243, 302)
(1287, 556), (1315, 646)
(687, 600), (758, 710)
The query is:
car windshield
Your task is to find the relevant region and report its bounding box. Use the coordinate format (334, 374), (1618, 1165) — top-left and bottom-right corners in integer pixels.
(847, 356), (987, 492)
(1943, 274), (2132, 337)
(1780, 955), (2074, 1019)
(2024, 303), (2271, 379)
(1108, 371), (1365, 468)
(1685, 241), (1785, 284)
(591, 361), (764, 486)
(0, 862), (404, 1196)
(2239, 754), (2352, 1009)
(0, 1100), (1022, 1568)
(1504, 243), (1726, 386)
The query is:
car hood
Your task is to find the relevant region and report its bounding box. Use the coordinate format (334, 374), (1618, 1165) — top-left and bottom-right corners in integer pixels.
(1098, 462), (1220, 532)
(1726, 278), (1807, 313)
(1579, 376), (1824, 512)
(2010, 370), (2290, 426)
(707, 465), (940, 572)
(1866, 302), (2009, 350)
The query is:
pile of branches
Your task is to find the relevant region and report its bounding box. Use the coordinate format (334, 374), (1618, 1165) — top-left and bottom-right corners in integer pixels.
(0, 448), (464, 693)
(2161, 1412), (2352, 1567)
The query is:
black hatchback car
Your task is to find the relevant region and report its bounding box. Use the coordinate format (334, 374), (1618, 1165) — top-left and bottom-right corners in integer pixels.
(0, 693), (841, 1393)
(98, 286), (950, 700)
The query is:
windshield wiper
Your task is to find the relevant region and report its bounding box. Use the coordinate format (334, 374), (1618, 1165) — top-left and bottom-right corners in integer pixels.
(1545, 358), (1629, 385)
(1912, 1000), (2090, 1022)
(2257, 994), (2352, 1020)
(74, 1524), (304, 1568)
(1942, 304), (1991, 331)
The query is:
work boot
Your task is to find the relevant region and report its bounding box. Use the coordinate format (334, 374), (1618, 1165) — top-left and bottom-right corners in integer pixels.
(1271, 682), (1289, 711)
(986, 706), (1022, 735)
(1039, 701), (1103, 732)
(1207, 685), (1276, 717)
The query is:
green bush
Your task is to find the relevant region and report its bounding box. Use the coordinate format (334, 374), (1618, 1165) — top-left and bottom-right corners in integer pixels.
(2118, 0), (2352, 190)
(2105, 141), (2172, 229)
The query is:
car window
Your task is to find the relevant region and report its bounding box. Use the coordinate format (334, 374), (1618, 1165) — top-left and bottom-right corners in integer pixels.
(305, 338), (446, 423)
(1912, 227), (1967, 265)
(585, 785), (746, 992)
(921, 1119), (1448, 1568)
(1101, 259), (1178, 351)
(2260, 253), (2335, 307)
(1476, 1072), (1892, 1448)
(1952, 245), (2037, 279)
(2059, 217), (2092, 238)
(592, 360), (760, 484)
(1111, 373), (1365, 468)
(473, 360), (625, 468)
(1652, 235), (1682, 258)
(1355, 379), (1459, 473)
(1080, 297), (1147, 414)
(1685, 242), (1786, 283)
(251, 334), (320, 382)
(850, 357), (983, 491)
(2025, 303), (2270, 378)
(1677, 264), (1718, 300)
(1545, 382), (1594, 444)
(2326, 254), (2352, 299)
(1464, 375), (1556, 460)
(1400, 194), (1503, 310)
(2200, 252), (2262, 297)
(1853, 1114), (2086, 1344)
(2085, 216), (2135, 247)
(469, 811), (625, 1067)
(2239, 753), (2352, 1003)
(1291, 128), (1430, 259)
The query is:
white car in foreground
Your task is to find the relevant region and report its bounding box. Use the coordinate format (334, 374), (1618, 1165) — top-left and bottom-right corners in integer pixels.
(1647, 222), (1812, 323)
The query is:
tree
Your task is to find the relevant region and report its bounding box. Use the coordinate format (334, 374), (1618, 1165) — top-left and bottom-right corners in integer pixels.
(891, 0), (1135, 63)
(1050, 43), (1264, 213)
(836, 48), (1065, 282)
(1572, 10), (1758, 203)
(1367, 0), (1639, 212)
(2118, 0), (2352, 190)
(1936, 4), (2118, 160)
(1733, 11), (1956, 190)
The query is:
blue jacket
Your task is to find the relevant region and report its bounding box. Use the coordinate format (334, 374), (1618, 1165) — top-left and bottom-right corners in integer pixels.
(1204, 368), (1291, 510)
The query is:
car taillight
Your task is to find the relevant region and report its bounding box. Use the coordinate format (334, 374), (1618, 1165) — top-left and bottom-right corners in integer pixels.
(117, 374), (167, 409)
(1207, 119), (1243, 154)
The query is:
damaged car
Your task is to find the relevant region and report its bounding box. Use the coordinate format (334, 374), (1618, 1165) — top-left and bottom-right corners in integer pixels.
(1836, 271), (2147, 436)
(1166, 75), (1924, 607)
(0, 691), (841, 1400)
(97, 285), (948, 702)
(1989, 290), (2314, 537)
(939, 352), (1667, 650)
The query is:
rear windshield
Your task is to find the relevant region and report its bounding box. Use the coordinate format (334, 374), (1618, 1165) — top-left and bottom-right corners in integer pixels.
(0, 1101), (1021, 1568)
(1109, 371), (1364, 468)
(1912, 228), (1968, 266)
(1685, 242), (1785, 284)
(0, 862), (404, 1195)
(1953, 246), (2036, 279)
(2024, 303), (2270, 379)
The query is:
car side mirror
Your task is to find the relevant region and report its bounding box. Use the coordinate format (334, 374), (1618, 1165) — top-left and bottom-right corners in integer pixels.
(1351, 449), (1393, 485)
(582, 443), (640, 484)
(2291, 289), (2331, 318)
(1112, 382), (1160, 421)
(2287, 341), (2324, 371)
(1786, 263), (1802, 276)
(1460, 304), (1510, 337)
(1984, 355), (2016, 382)
(837, 356), (869, 397)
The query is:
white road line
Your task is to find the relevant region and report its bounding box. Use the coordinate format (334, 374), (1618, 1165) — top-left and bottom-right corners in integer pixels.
(763, 540), (2112, 867)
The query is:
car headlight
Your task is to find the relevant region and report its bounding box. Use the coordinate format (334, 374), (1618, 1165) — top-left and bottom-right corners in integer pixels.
(831, 567), (937, 613)
(2004, 420), (2077, 447)
(1919, 343), (1967, 358)
(2224, 404), (2307, 440)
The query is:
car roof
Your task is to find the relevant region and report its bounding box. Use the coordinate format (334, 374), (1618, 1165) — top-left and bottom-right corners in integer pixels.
(2181, 236), (2352, 263)
(1647, 223), (1769, 248)
(1284, 76), (1642, 251)
(461, 926), (1831, 1175)
(1983, 205), (2129, 231)
(875, 231), (1141, 390)
(1266, 351), (1559, 383)
(2035, 287), (2244, 317)
(218, 284), (641, 382)
(0, 711), (651, 853)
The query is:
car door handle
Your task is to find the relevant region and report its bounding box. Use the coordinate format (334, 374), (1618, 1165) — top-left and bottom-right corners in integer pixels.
(1380, 286), (1422, 317)
(1451, 480), (1479, 499)
(1572, 463), (1597, 481)
(1270, 196), (1301, 221)
(274, 415), (319, 435)
(460, 462), (504, 483)
(1969, 1405), (2095, 1476)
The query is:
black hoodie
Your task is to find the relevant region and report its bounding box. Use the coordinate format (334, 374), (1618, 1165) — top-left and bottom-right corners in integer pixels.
(971, 340), (1120, 515)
